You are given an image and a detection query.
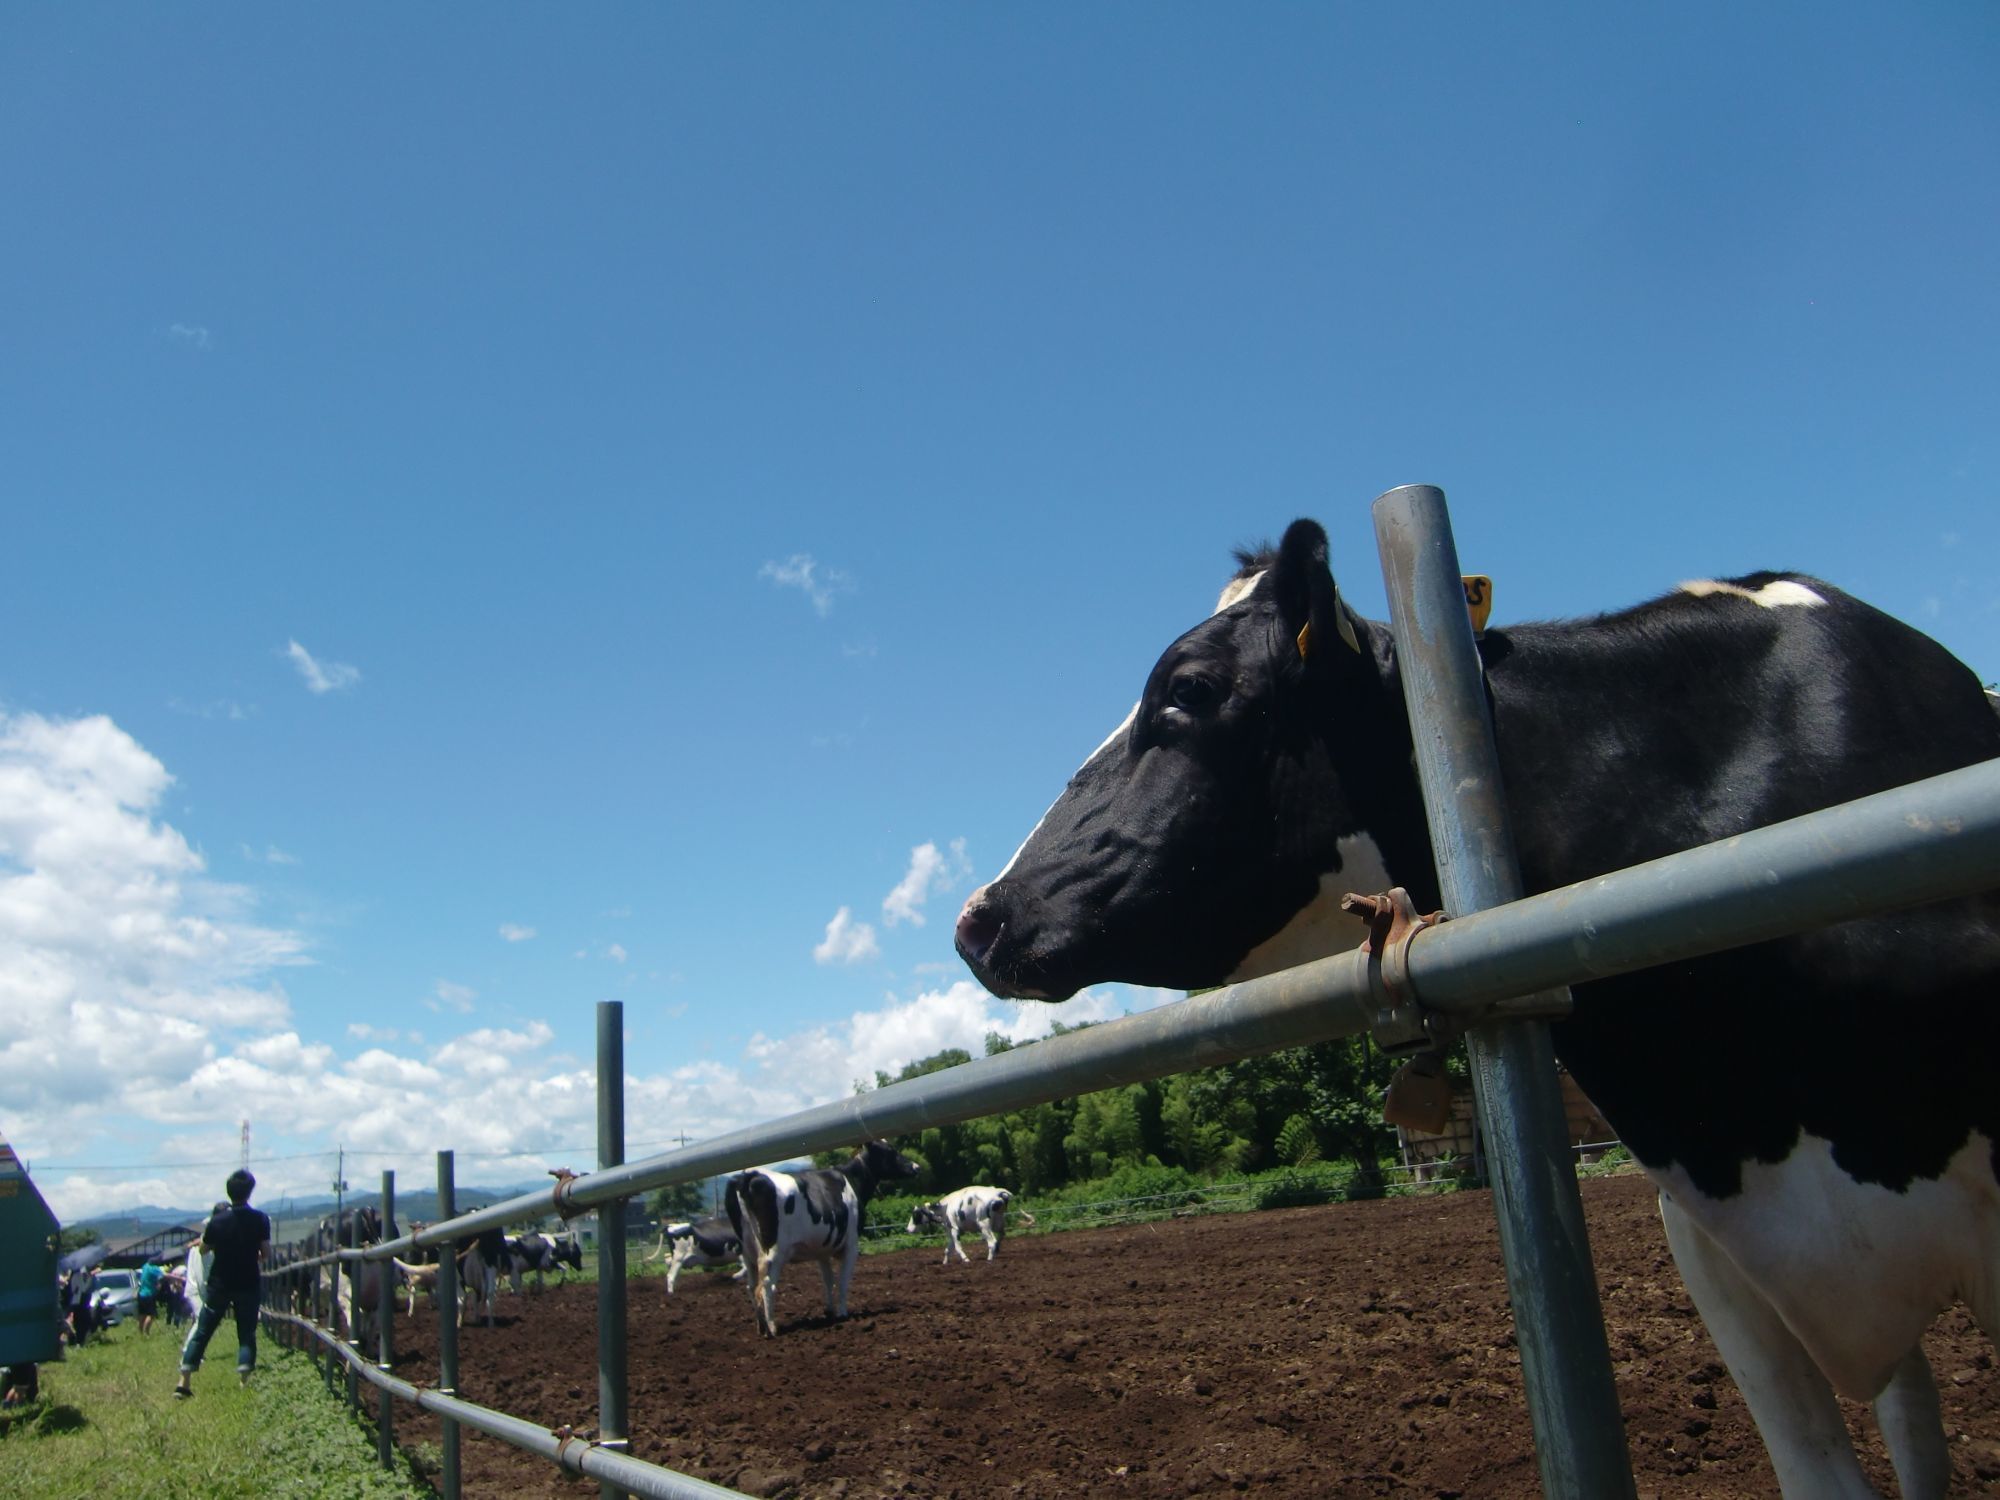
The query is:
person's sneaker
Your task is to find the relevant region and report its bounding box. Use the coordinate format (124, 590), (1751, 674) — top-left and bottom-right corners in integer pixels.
(237, 1371), (251, 1387)
(173, 1382), (191, 1400)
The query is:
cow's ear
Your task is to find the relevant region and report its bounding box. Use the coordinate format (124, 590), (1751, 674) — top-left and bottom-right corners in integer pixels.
(1271, 518), (1362, 672)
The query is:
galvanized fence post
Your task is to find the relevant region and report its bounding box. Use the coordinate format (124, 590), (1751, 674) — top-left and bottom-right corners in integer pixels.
(597, 1000), (631, 1499)
(378, 1170), (396, 1470)
(1372, 483), (1638, 1500)
(437, 1149), (462, 1500)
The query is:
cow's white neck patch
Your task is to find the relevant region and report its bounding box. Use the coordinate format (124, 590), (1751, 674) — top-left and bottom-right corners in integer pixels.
(1679, 578), (1827, 609)
(1224, 833), (1396, 983)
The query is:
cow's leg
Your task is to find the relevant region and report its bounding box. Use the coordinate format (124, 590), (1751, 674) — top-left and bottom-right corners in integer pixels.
(980, 1215), (1001, 1261)
(819, 1258), (839, 1317)
(754, 1248), (785, 1337)
(1873, 1346), (1949, 1500)
(834, 1237), (861, 1318)
(666, 1246), (684, 1295)
(1659, 1195), (1880, 1499)
(947, 1223), (969, 1265)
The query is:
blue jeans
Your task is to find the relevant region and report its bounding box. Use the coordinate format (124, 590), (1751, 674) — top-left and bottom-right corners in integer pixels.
(180, 1283), (261, 1376)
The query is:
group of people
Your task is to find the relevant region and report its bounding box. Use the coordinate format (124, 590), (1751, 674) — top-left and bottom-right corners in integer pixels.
(11, 1169), (272, 1413)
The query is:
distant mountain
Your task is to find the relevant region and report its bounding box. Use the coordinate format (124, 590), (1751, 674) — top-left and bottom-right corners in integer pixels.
(76, 1173), (736, 1242)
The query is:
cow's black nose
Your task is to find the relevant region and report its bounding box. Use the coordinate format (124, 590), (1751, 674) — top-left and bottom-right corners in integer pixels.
(955, 892), (1004, 966)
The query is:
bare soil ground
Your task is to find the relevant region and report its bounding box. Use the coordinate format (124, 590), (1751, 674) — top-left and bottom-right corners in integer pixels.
(359, 1174), (1997, 1498)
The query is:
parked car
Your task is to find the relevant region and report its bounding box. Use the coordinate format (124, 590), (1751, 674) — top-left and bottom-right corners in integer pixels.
(89, 1269), (139, 1326)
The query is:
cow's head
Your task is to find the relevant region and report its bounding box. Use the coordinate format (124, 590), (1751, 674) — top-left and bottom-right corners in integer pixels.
(956, 519), (1423, 1001)
(855, 1140), (923, 1188)
(904, 1202), (948, 1234)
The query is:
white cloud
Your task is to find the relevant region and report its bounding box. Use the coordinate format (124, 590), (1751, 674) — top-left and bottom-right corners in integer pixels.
(881, 837), (973, 928)
(0, 710), (1188, 1225)
(168, 698), (253, 721)
(284, 639), (361, 695)
(499, 923), (536, 943)
(758, 554), (853, 617)
(166, 322), (212, 351)
(812, 906), (880, 965)
(0, 710), (304, 1143)
(742, 980), (1173, 1102)
(606, 943), (628, 964)
(432, 1022), (554, 1076)
(346, 1022), (412, 1044)
(425, 980), (476, 1014)
(241, 844), (299, 865)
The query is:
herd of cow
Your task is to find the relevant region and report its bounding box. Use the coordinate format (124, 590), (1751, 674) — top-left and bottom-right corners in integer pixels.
(276, 1158), (1030, 1346)
(273, 1205), (584, 1347)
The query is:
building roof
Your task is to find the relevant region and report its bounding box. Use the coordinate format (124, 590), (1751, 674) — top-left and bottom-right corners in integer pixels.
(100, 1224), (202, 1267)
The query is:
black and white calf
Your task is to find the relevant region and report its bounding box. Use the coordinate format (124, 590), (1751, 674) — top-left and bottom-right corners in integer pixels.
(661, 1216), (744, 1293)
(724, 1141), (921, 1337)
(503, 1231), (584, 1294)
(906, 1186), (1032, 1264)
(956, 519), (2000, 1500)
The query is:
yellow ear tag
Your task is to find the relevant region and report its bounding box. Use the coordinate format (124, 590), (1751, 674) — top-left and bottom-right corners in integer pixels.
(1462, 575), (1493, 637)
(1296, 620), (1312, 661)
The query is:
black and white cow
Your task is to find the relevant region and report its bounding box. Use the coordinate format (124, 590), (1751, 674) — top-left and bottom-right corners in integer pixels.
(661, 1216), (744, 1293)
(905, 1185), (1033, 1264)
(724, 1141), (921, 1337)
(456, 1227), (507, 1329)
(955, 519), (2000, 1500)
(315, 1206), (386, 1345)
(503, 1231), (584, 1294)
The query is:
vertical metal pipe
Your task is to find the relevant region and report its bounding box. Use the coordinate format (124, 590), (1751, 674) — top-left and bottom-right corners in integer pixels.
(597, 1001), (631, 1500)
(379, 1170), (396, 1470)
(436, 1150), (462, 1500)
(1372, 483), (1637, 1500)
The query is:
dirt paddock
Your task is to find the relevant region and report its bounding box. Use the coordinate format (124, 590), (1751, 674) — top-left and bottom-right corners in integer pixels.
(362, 1174), (1996, 1497)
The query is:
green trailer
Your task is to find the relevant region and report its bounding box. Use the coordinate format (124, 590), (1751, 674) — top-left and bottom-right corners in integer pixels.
(0, 1129), (62, 1368)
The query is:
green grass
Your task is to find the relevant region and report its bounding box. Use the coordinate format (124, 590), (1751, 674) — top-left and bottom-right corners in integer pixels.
(2, 1319), (433, 1499)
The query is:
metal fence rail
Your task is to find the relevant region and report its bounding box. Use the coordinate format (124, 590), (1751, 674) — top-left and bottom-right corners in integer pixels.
(269, 1308), (742, 1500)
(265, 485), (2000, 1500)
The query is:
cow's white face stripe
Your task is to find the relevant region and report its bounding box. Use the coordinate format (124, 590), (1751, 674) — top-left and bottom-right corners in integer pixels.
(1000, 576), (1264, 888)
(1225, 834), (1396, 984)
(1214, 568), (1265, 612)
(991, 703), (1138, 884)
(1679, 578), (1827, 609)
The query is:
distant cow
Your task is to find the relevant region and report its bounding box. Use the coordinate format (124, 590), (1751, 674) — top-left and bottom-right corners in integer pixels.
(503, 1230), (584, 1294)
(955, 517), (2000, 1500)
(457, 1228), (507, 1328)
(906, 1186), (1033, 1264)
(391, 1256), (443, 1317)
(662, 1217), (743, 1293)
(725, 1141), (920, 1336)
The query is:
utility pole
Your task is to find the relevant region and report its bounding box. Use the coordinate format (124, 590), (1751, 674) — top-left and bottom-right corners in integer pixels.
(240, 1119), (251, 1169)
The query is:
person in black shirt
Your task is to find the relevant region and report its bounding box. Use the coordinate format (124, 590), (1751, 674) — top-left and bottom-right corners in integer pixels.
(174, 1168), (270, 1397)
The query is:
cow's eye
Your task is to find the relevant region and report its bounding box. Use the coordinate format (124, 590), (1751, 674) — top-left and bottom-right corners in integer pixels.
(1169, 674), (1220, 712)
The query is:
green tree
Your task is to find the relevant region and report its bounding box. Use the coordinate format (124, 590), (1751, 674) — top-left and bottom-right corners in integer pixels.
(647, 1179), (706, 1222)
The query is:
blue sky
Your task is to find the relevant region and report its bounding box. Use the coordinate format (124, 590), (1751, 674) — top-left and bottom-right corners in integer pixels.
(4, 6), (1995, 1220)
